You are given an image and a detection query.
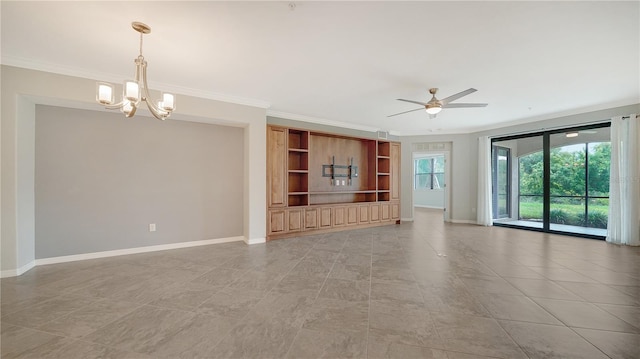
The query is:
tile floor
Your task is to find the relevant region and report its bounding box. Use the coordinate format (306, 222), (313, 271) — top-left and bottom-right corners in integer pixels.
(1, 208), (639, 358)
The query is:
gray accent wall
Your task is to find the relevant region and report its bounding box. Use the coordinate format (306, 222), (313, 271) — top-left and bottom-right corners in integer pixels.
(35, 105), (244, 258)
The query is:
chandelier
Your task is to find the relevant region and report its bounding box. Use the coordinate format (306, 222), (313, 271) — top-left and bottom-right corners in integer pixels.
(96, 22), (175, 120)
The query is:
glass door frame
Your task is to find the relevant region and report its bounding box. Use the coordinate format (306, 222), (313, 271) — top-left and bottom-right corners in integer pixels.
(491, 122), (611, 240)
(491, 145), (511, 219)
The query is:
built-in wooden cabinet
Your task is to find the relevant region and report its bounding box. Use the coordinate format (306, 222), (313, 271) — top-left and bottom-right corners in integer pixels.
(390, 142), (401, 201)
(268, 209), (286, 234)
(266, 125), (400, 239)
(319, 207), (332, 229)
(287, 129), (309, 207)
(288, 209), (303, 232)
(370, 203), (381, 222)
(267, 127), (287, 207)
(304, 208), (318, 230)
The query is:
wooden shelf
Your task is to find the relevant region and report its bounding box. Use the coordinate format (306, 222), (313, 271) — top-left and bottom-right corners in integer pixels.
(268, 125), (400, 240)
(310, 192), (377, 205)
(288, 129), (309, 150)
(378, 174), (390, 191)
(378, 142), (390, 157)
(288, 172), (308, 192)
(310, 190), (376, 195)
(377, 157), (390, 174)
(288, 193), (308, 206)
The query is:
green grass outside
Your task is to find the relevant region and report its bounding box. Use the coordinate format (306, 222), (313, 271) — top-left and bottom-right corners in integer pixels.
(518, 202), (608, 228)
(520, 202), (608, 219)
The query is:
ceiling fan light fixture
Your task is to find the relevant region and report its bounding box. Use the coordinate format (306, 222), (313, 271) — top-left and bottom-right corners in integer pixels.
(425, 104), (442, 115)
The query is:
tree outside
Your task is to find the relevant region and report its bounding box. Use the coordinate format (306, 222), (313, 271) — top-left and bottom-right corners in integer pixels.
(518, 142), (610, 228)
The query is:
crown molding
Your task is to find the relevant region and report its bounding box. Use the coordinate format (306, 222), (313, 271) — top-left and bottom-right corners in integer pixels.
(266, 110), (382, 133)
(1, 55), (271, 109)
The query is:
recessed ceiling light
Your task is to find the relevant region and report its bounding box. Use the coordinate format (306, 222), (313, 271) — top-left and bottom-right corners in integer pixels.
(566, 132), (579, 138)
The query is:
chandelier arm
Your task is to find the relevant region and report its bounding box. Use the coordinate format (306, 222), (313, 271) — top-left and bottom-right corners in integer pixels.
(126, 104), (138, 118)
(145, 101), (169, 120)
(141, 64), (170, 120)
(103, 100), (127, 110)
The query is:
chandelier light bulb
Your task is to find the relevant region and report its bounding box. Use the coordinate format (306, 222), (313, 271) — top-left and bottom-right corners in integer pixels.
(162, 93), (175, 111)
(124, 80), (140, 102)
(96, 83), (114, 105)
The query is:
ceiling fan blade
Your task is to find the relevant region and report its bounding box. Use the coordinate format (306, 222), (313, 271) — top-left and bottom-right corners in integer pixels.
(387, 107), (424, 117)
(442, 103), (488, 108)
(397, 99), (429, 106)
(440, 88), (477, 105)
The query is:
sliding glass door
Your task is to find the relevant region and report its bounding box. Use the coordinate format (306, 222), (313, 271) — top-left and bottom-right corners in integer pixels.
(492, 146), (511, 219)
(491, 123), (610, 239)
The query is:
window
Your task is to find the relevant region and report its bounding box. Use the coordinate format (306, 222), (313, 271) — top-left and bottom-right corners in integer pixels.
(414, 156), (445, 189)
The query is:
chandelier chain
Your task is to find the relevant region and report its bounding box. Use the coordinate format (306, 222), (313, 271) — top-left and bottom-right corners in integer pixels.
(139, 32), (144, 57)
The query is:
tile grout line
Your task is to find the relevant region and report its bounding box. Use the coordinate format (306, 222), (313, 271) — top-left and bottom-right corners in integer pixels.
(365, 231), (374, 359)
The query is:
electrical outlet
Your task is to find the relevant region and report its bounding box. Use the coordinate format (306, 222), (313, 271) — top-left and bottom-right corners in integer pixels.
(149, 223), (156, 232)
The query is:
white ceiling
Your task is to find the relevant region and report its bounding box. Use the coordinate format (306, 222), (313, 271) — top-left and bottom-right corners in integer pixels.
(2, 1), (638, 135)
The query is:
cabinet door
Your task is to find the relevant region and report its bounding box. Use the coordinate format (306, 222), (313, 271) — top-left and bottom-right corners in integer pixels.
(267, 126), (287, 207)
(358, 204), (369, 224)
(390, 142), (401, 201)
(319, 207), (332, 228)
(333, 206), (346, 227)
(269, 209), (286, 234)
(305, 208), (318, 230)
(288, 209), (303, 232)
(370, 203), (380, 222)
(346, 205), (358, 226)
(391, 202), (400, 220)
(381, 203), (391, 221)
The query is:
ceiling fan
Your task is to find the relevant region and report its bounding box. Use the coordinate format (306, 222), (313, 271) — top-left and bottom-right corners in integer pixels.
(389, 88), (488, 118)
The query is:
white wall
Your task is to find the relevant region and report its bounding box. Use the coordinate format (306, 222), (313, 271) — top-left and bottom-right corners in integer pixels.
(399, 105), (640, 224)
(1, 65), (267, 276)
(414, 189), (445, 209)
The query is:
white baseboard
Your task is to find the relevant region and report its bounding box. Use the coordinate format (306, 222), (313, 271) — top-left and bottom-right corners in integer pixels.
(1, 261), (36, 278)
(401, 217), (414, 222)
(244, 237), (266, 245)
(32, 236), (245, 268)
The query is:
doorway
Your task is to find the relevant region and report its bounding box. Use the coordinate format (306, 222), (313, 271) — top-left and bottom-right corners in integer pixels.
(412, 149), (451, 222)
